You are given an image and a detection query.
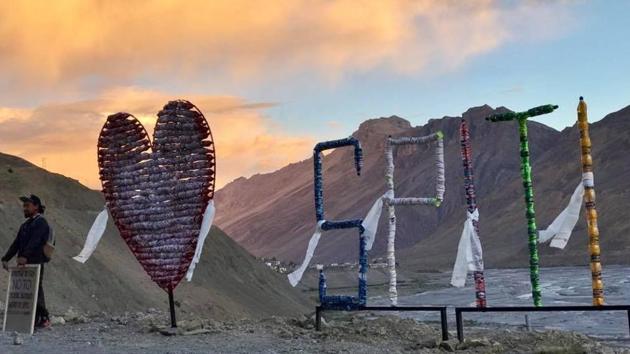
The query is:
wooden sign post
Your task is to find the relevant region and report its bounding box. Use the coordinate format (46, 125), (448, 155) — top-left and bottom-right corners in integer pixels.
(3, 265), (41, 335)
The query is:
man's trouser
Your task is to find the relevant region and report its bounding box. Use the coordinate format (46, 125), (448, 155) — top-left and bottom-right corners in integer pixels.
(36, 264), (49, 322)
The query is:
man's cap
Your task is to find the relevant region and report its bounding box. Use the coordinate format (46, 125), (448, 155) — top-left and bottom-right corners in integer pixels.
(19, 194), (43, 207)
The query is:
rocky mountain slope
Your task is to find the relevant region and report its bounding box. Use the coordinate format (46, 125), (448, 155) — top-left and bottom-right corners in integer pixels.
(215, 104), (630, 272)
(0, 152), (310, 319)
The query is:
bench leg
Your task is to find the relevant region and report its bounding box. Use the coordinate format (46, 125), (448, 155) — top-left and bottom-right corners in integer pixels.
(456, 310), (464, 342)
(440, 308), (449, 341)
(316, 306), (322, 331)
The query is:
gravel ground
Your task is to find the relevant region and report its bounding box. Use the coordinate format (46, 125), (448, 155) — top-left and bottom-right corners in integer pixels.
(1, 309), (628, 354)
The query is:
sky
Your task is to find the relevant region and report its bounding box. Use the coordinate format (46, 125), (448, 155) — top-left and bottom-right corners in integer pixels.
(0, 1), (629, 190)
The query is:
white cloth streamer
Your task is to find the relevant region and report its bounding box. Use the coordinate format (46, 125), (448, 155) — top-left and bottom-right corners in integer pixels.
(73, 207), (109, 263)
(539, 182), (584, 249)
(451, 209), (483, 287)
(186, 200), (216, 281)
(361, 191), (392, 251)
(288, 220), (325, 287)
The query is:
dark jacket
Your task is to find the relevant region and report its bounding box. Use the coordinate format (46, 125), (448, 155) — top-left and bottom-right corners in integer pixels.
(2, 214), (52, 264)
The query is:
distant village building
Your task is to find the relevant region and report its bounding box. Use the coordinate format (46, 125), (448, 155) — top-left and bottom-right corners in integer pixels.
(260, 256), (388, 274)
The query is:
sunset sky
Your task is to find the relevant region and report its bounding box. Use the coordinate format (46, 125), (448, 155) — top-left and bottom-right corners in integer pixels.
(0, 1), (629, 190)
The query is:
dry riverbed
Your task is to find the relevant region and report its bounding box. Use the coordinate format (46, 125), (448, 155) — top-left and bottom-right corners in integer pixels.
(0, 309), (627, 353)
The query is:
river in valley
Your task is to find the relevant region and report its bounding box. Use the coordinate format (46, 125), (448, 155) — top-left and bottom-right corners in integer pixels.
(371, 265), (630, 346)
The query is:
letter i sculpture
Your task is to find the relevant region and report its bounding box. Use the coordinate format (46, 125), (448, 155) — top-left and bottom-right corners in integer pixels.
(486, 104), (557, 307)
(450, 119), (486, 307)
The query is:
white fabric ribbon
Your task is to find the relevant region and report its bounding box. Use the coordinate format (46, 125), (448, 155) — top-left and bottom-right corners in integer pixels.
(451, 209), (483, 287)
(361, 191), (393, 251)
(73, 207), (109, 263)
(539, 182), (584, 249)
(288, 220), (325, 287)
(186, 200), (216, 281)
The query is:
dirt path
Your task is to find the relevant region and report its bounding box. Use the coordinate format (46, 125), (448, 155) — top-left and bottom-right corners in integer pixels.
(0, 310), (627, 353)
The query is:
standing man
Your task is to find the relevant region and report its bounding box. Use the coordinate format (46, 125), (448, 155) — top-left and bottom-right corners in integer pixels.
(2, 194), (54, 329)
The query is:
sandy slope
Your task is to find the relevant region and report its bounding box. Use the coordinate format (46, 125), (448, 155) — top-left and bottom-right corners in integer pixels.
(0, 152), (310, 319)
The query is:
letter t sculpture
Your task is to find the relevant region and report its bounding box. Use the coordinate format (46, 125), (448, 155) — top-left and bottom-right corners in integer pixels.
(486, 104), (558, 307)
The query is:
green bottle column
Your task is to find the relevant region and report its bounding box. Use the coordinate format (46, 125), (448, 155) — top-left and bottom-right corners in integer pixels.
(486, 104), (557, 307)
(518, 118), (541, 306)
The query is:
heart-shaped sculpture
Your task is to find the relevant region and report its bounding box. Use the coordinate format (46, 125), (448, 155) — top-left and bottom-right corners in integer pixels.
(97, 100), (215, 291)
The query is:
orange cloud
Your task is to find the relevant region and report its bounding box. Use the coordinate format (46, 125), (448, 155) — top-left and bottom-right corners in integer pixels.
(0, 1), (573, 96)
(0, 87), (314, 189)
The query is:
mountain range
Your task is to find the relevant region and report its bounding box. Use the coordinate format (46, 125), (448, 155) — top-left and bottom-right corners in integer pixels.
(215, 103), (630, 272)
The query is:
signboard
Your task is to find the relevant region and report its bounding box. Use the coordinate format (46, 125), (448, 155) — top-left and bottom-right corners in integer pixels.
(3, 265), (41, 335)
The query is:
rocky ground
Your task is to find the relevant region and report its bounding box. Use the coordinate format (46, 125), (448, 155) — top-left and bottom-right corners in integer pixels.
(1, 309), (627, 353)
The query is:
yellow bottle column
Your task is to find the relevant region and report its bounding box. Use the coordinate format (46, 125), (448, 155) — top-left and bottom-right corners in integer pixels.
(577, 96), (604, 306)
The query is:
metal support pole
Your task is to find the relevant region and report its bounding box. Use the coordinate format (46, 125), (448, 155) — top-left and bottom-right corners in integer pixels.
(316, 306), (322, 331)
(525, 314), (532, 331)
(440, 308), (449, 341)
(456, 309), (464, 342)
(168, 288), (177, 328)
